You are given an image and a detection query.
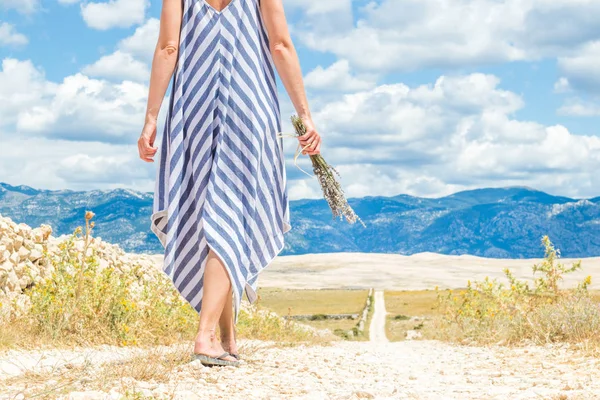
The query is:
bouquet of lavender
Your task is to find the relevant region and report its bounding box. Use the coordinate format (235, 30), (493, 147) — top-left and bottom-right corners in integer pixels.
(278, 115), (366, 228)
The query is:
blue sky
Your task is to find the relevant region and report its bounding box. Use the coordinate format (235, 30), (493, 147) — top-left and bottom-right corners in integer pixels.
(1, 0), (600, 200)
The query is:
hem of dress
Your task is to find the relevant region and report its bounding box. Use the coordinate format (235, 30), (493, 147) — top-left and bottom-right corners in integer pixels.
(150, 209), (168, 249)
(243, 219), (292, 305)
(150, 209), (292, 326)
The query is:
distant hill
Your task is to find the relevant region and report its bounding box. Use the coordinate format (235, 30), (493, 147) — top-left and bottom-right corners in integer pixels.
(1, 182), (599, 258)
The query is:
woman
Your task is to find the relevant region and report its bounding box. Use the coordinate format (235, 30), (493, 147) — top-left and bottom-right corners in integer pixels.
(137, 0), (321, 366)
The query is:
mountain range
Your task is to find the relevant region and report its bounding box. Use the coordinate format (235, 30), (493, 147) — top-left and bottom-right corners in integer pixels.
(1, 182), (599, 258)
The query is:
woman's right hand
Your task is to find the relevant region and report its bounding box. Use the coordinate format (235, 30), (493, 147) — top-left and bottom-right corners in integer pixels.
(298, 115), (322, 156)
(138, 120), (158, 162)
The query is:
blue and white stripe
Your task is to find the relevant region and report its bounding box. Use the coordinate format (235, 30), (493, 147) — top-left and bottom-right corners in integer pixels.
(151, 0), (292, 323)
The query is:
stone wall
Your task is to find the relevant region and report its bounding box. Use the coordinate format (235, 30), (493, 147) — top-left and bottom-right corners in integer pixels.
(0, 214), (163, 319)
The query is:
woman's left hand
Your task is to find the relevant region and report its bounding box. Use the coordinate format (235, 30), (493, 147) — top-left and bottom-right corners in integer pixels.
(138, 121), (158, 162)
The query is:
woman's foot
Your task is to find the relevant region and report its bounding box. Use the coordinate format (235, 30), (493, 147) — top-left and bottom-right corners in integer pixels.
(218, 289), (239, 358)
(220, 334), (239, 359)
(194, 330), (237, 362)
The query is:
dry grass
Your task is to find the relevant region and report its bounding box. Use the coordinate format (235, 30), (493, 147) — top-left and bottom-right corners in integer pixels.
(256, 288), (369, 315)
(98, 346), (190, 384)
(434, 236), (600, 354)
(360, 291), (374, 341)
(255, 288), (370, 340)
(384, 290), (442, 341)
(236, 302), (332, 344)
(0, 339), (281, 399)
(0, 345), (192, 399)
(0, 213), (325, 353)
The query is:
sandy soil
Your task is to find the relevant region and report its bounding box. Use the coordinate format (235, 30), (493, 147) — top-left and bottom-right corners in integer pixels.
(370, 290), (389, 343)
(2, 339), (600, 399)
(150, 252), (600, 290)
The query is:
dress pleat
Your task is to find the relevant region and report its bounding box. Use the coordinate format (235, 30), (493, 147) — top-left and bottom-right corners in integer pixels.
(151, 0), (292, 323)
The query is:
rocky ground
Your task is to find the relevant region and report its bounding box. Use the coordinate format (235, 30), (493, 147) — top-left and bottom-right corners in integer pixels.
(2, 290), (600, 399)
(1, 339), (600, 399)
(3, 216), (600, 399)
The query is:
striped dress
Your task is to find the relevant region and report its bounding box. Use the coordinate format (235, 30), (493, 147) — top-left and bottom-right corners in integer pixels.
(151, 0), (292, 324)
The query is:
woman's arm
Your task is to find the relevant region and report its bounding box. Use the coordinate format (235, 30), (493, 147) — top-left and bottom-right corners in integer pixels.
(260, 0), (321, 155)
(138, 0), (183, 163)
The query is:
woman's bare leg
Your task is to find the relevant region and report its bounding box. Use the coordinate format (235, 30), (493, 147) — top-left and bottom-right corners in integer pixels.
(193, 248), (236, 361)
(218, 288), (238, 355)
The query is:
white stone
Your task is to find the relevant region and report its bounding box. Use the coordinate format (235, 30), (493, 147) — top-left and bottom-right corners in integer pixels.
(29, 247), (43, 262)
(13, 235), (24, 251)
(406, 330), (423, 340)
(6, 269), (19, 291)
(0, 261), (11, 272)
(1, 237), (13, 252)
(67, 391), (107, 400)
(18, 246), (30, 261)
(1, 250), (10, 264)
(9, 252), (19, 264)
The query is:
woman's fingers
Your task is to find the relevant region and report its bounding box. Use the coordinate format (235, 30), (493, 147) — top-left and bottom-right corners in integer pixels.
(138, 122), (158, 162)
(299, 131), (321, 155)
(299, 129), (316, 143)
(138, 133), (158, 162)
(307, 136), (321, 155)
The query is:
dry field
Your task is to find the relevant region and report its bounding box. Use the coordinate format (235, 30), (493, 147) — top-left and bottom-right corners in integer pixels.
(255, 288), (370, 340)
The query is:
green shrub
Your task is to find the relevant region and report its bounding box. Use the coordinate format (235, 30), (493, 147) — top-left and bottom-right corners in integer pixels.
(19, 212), (196, 346)
(435, 236), (599, 346)
(3, 212), (321, 349)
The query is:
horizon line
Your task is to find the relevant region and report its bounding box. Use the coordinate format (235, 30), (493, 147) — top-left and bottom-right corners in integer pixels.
(0, 181), (595, 202)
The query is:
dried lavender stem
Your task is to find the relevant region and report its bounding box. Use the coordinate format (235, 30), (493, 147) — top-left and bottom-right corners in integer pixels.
(289, 115), (366, 228)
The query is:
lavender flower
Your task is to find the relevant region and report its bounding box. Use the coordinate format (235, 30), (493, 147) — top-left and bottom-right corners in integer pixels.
(279, 115), (366, 228)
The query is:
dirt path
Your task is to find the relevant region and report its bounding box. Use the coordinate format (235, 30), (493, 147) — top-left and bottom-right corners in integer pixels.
(369, 290), (389, 343)
(2, 340), (600, 399)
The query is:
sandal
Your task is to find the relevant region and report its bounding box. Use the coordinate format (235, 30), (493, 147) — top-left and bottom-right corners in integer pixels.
(229, 326), (240, 360)
(192, 351), (240, 367)
(222, 321), (240, 360)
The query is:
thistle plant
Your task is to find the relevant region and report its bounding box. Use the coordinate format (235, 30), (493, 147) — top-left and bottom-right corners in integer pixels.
(279, 115), (366, 227)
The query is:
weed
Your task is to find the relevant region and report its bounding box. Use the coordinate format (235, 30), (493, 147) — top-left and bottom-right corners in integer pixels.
(435, 236), (599, 346)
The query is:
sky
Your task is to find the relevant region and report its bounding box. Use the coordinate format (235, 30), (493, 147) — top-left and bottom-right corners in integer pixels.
(1, 0), (600, 200)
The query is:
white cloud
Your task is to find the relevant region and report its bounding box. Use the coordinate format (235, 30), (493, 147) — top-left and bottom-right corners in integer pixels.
(0, 59), (56, 128)
(0, 0), (39, 14)
(285, 0), (351, 15)
(0, 133), (153, 191)
(0, 56), (158, 191)
(81, 0), (149, 30)
(285, 0), (353, 33)
(56, 152), (152, 185)
(0, 22), (27, 46)
(283, 73), (600, 199)
(557, 99), (600, 117)
(554, 77), (572, 93)
(118, 18), (159, 63)
(17, 73), (148, 143)
(0, 58), (148, 143)
(557, 41), (600, 94)
(82, 50), (150, 82)
(80, 18), (158, 82)
(293, 0), (600, 72)
(305, 60), (377, 92)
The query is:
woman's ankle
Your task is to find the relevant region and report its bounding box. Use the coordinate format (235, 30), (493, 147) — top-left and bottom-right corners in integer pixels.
(219, 332), (235, 343)
(195, 327), (216, 343)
